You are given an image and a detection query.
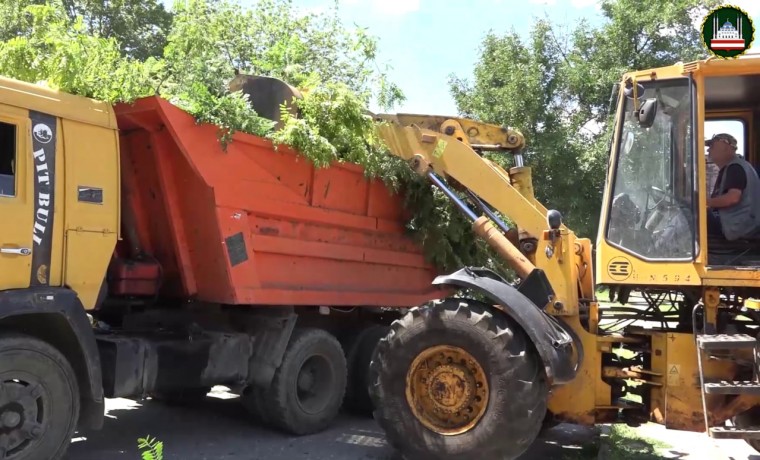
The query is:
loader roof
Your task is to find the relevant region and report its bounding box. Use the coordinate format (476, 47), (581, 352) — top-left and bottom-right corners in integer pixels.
(0, 75), (117, 129)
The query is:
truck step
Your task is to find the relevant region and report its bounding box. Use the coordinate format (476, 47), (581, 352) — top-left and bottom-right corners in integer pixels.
(697, 334), (756, 350)
(704, 381), (760, 395)
(710, 426), (760, 439)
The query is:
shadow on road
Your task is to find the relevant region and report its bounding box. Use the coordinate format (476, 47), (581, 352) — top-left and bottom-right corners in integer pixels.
(66, 392), (601, 460)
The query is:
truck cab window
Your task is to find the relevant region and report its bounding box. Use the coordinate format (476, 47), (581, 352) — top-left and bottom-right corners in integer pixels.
(0, 121), (16, 197)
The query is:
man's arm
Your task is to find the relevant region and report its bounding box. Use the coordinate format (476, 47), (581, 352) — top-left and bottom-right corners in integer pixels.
(708, 164), (746, 208)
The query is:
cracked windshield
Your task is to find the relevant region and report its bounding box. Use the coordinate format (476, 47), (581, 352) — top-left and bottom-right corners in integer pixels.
(606, 79), (695, 260)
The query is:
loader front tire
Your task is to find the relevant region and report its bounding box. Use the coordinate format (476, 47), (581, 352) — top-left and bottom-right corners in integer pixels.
(369, 298), (547, 460)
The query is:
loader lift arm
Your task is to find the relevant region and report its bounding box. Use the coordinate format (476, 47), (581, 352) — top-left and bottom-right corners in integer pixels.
(368, 113), (590, 460)
(373, 113), (592, 308)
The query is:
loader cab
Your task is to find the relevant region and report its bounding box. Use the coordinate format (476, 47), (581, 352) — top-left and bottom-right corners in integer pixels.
(597, 57), (760, 287)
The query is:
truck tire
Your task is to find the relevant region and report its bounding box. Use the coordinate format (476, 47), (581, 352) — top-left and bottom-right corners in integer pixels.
(344, 324), (389, 416)
(369, 299), (547, 460)
(241, 384), (271, 425)
(264, 328), (347, 435)
(0, 333), (80, 460)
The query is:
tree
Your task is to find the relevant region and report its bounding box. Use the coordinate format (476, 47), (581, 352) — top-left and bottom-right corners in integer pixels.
(0, 0), (173, 60)
(449, 0), (720, 239)
(0, 0), (494, 274)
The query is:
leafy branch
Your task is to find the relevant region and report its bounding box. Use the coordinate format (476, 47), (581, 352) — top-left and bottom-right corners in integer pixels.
(137, 436), (163, 460)
(0, 0), (506, 276)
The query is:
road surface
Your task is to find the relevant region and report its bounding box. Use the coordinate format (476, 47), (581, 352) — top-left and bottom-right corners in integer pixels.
(65, 388), (598, 460)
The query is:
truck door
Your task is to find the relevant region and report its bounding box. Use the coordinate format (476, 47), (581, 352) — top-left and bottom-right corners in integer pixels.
(0, 109), (56, 289)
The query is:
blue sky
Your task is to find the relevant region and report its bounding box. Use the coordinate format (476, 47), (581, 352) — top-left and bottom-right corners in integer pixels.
(160, 0), (760, 119)
(283, 0), (608, 115)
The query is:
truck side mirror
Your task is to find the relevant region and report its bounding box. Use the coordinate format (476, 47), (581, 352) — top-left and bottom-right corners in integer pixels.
(636, 98), (658, 129)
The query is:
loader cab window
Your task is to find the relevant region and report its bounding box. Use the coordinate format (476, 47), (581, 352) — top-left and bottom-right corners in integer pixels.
(605, 78), (695, 261)
(0, 121), (16, 197)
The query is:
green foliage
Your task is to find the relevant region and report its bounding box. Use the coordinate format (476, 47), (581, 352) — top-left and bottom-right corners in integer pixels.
(0, 0), (501, 275)
(449, 0), (720, 239)
(1, 0), (173, 60)
(0, 0), (726, 278)
(137, 436), (163, 460)
(603, 425), (670, 460)
(0, 3), (161, 103)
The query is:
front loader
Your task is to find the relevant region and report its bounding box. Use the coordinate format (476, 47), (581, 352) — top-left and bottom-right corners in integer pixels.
(369, 54), (760, 460)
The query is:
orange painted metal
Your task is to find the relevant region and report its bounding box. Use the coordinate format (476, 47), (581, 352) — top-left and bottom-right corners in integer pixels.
(113, 96), (443, 307)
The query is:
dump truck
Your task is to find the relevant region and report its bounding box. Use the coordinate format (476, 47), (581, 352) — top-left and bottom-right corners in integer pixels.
(0, 75), (448, 460)
(367, 53), (760, 460)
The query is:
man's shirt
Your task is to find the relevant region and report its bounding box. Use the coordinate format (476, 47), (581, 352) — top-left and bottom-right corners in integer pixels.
(712, 163), (747, 198)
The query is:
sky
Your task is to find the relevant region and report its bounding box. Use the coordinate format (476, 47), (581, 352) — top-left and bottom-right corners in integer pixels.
(159, 0), (760, 145)
(288, 0), (608, 115)
(159, 0), (760, 116)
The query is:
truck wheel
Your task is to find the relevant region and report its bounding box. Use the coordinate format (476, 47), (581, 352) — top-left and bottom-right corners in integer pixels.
(0, 333), (80, 460)
(369, 299), (547, 460)
(241, 384), (271, 425)
(265, 328), (347, 435)
(344, 324), (389, 416)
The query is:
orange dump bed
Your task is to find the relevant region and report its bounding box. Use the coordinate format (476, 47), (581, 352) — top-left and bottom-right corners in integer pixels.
(112, 96), (441, 307)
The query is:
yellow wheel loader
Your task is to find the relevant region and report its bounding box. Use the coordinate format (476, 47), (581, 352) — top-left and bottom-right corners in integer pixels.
(369, 55), (760, 459)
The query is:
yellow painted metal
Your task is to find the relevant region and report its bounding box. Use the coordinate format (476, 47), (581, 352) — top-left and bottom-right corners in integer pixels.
(0, 106), (34, 289)
(650, 331), (759, 431)
(376, 121), (584, 317)
(371, 51), (760, 445)
(0, 76), (120, 309)
(405, 345), (489, 435)
(0, 77), (117, 130)
(746, 298), (760, 310)
(374, 114), (524, 151)
(597, 55), (760, 285)
(546, 315), (606, 425)
(61, 119), (120, 309)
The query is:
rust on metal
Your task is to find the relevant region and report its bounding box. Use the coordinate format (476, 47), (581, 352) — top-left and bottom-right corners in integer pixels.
(405, 345), (489, 435)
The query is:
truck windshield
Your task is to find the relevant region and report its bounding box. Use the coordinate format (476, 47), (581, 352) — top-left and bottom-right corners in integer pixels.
(605, 78), (695, 260)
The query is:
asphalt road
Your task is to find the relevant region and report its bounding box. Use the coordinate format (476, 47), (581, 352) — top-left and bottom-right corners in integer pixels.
(65, 387), (598, 460)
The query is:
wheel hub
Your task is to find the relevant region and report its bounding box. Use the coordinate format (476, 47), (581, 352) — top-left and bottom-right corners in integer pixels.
(0, 381), (46, 456)
(426, 365), (472, 414)
(406, 345), (489, 436)
(1, 411), (20, 429)
(295, 355), (334, 416)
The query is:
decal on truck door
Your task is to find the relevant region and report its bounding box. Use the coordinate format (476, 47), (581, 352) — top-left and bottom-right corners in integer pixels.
(29, 111), (56, 286)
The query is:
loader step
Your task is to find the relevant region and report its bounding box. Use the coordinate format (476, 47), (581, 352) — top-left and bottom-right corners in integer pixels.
(710, 427), (760, 439)
(697, 334), (756, 350)
(704, 381), (760, 395)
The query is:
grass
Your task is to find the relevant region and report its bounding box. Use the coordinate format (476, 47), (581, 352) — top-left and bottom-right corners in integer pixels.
(562, 424), (672, 460)
(602, 425), (671, 459)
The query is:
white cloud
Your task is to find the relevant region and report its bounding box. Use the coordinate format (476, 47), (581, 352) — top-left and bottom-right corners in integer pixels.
(530, 0), (557, 5)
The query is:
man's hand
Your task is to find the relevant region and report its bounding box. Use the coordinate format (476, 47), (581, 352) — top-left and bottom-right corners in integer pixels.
(708, 188), (742, 208)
